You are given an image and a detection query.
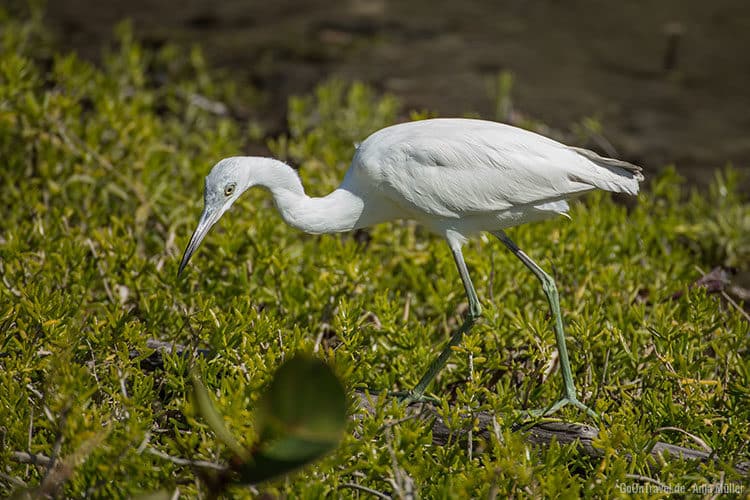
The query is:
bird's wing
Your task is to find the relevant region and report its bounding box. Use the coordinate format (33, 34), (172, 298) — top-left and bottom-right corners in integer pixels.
(350, 119), (641, 218)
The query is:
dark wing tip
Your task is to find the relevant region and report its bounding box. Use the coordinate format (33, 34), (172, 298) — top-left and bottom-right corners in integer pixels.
(568, 146), (644, 180)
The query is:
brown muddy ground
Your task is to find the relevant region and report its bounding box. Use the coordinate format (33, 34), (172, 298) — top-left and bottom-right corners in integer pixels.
(39, 0), (750, 187)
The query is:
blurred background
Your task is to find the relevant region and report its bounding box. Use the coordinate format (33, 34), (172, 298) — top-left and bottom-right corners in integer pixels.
(36, 0), (750, 186)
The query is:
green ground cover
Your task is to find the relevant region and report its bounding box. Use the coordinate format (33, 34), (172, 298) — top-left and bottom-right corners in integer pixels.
(1, 9), (748, 498)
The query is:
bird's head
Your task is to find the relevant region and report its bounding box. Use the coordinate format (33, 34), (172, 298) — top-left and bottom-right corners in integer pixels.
(178, 157), (252, 277)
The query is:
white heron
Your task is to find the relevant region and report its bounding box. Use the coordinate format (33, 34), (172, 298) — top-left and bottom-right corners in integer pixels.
(179, 118), (643, 418)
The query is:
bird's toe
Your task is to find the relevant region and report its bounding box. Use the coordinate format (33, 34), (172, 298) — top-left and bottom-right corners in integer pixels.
(520, 396), (599, 421)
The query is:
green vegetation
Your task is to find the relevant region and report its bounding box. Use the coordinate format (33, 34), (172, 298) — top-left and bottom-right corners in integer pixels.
(1, 8), (748, 498)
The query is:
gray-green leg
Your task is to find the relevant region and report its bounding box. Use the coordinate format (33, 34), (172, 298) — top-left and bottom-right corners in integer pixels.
(401, 240), (482, 404)
(493, 230), (598, 419)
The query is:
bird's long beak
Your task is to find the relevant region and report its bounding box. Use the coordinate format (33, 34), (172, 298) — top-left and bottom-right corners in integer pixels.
(178, 207), (220, 277)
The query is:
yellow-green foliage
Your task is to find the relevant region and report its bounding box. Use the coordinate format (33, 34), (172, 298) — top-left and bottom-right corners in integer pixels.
(1, 9), (748, 498)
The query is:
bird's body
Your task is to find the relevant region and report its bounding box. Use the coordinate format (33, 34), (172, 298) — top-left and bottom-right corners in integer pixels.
(179, 118), (643, 418)
(342, 119), (640, 241)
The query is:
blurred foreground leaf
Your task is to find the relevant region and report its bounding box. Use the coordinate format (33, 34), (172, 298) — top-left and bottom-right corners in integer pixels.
(192, 355), (346, 488)
(239, 355), (347, 484)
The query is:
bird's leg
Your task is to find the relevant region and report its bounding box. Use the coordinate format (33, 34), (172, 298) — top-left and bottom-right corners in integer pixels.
(493, 230), (598, 419)
(400, 243), (482, 404)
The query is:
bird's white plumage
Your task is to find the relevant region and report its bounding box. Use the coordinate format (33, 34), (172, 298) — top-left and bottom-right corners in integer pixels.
(344, 119), (641, 236)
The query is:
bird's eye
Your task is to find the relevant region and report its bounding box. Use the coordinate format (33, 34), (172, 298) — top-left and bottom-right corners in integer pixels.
(224, 183), (236, 196)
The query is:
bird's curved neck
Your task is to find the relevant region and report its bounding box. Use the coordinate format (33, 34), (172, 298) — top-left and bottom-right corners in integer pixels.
(247, 157), (367, 234)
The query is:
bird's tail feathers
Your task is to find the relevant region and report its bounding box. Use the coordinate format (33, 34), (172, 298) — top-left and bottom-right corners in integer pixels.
(568, 146), (644, 195)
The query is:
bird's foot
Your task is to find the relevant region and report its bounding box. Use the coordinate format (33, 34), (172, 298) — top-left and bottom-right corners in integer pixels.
(518, 395), (599, 421)
(388, 390), (440, 405)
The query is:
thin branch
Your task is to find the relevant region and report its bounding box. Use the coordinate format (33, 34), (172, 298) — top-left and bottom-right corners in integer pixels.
(720, 289), (750, 323)
(145, 448), (227, 472)
(43, 405), (70, 478)
(656, 426), (712, 453)
(340, 482), (392, 499)
(694, 265), (750, 323)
